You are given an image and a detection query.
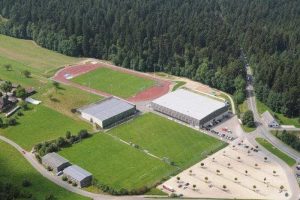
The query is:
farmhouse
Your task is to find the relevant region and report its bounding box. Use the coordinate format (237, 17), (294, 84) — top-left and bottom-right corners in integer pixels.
(151, 89), (229, 127)
(262, 111), (279, 128)
(42, 152), (71, 173)
(78, 97), (136, 128)
(63, 165), (92, 188)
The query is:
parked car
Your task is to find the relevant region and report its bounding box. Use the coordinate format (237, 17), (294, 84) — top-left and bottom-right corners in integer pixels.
(296, 165), (300, 170)
(56, 171), (63, 176)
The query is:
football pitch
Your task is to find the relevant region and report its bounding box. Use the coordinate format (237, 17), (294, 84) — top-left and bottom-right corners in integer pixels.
(59, 133), (175, 191)
(59, 113), (225, 191)
(109, 113), (226, 168)
(72, 67), (155, 98)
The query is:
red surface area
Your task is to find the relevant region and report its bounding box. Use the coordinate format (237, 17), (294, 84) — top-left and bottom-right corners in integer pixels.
(52, 62), (171, 102)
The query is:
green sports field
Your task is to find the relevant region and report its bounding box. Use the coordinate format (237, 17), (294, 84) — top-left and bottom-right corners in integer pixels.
(0, 105), (92, 150)
(59, 133), (175, 190)
(72, 67), (155, 98)
(0, 34), (80, 77)
(109, 113), (226, 168)
(0, 140), (88, 200)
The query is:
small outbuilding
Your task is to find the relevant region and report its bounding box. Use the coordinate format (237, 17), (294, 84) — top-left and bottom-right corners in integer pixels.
(63, 165), (93, 188)
(42, 152), (71, 173)
(78, 97), (136, 128)
(262, 111), (280, 128)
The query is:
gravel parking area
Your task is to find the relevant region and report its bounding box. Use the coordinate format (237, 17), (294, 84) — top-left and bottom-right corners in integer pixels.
(158, 139), (292, 199)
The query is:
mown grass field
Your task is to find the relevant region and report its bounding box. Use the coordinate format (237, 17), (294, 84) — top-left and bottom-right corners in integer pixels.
(59, 133), (175, 190)
(0, 105), (92, 150)
(72, 67), (155, 98)
(256, 99), (300, 128)
(34, 83), (102, 119)
(0, 34), (81, 77)
(0, 56), (42, 86)
(0, 140), (88, 200)
(109, 113), (226, 168)
(256, 138), (296, 166)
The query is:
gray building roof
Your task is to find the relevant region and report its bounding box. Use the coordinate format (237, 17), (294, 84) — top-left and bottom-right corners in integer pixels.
(63, 165), (92, 181)
(78, 97), (135, 121)
(42, 152), (69, 168)
(152, 89), (227, 121)
(262, 111), (278, 125)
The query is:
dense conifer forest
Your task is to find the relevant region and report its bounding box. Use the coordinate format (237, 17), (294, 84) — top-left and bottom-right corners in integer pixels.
(0, 0), (299, 117)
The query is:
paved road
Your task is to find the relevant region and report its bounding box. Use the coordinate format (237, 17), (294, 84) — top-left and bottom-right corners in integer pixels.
(244, 66), (300, 199)
(245, 66), (300, 161)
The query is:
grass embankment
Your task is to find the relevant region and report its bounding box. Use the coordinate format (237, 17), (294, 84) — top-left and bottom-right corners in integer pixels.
(256, 138), (296, 166)
(0, 105), (92, 150)
(109, 113), (226, 169)
(172, 81), (186, 91)
(0, 140), (88, 200)
(0, 34), (81, 77)
(72, 67), (155, 98)
(256, 99), (300, 128)
(238, 100), (256, 133)
(60, 133), (175, 191)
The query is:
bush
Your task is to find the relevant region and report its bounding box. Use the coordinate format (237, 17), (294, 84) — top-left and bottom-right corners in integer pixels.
(65, 131), (71, 139)
(72, 182), (77, 187)
(20, 190), (33, 198)
(45, 194), (56, 200)
(56, 137), (67, 147)
(78, 129), (89, 139)
(22, 179), (32, 187)
(70, 108), (77, 113)
(0, 117), (3, 128)
(47, 166), (53, 171)
(19, 101), (29, 110)
(7, 118), (17, 126)
(35, 154), (42, 163)
(62, 176), (68, 181)
(17, 111), (23, 116)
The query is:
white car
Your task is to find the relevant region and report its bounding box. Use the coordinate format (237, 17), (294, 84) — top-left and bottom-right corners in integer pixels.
(56, 171), (63, 176)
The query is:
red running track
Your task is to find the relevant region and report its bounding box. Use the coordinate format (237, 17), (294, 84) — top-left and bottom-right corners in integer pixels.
(52, 62), (171, 102)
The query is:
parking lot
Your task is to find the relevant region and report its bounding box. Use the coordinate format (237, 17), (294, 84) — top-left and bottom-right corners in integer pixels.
(158, 139), (292, 199)
(200, 114), (241, 142)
